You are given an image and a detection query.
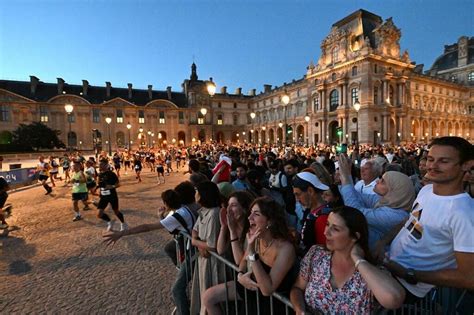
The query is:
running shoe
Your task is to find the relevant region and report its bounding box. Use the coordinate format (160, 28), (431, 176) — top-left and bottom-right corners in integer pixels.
(107, 220), (115, 232)
(120, 223), (128, 232)
(72, 215), (82, 222)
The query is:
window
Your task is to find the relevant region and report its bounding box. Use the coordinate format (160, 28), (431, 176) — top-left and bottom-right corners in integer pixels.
(198, 111), (204, 125)
(233, 103), (237, 109)
(159, 111), (165, 124)
(374, 64), (378, 73)
(116, 109), (123, 123)
(329, 89), (339, 111)
(68, 113), (75, 123)
(138, 110), (145, 124)
(351, 88), (359, 105)
(40, 106), (48, 122)
(331, 73), (337, 81)
(468, 72), (474, 83)
(313, 97), (319, 111)
(332, 46), (339, 64)
(178, 111), (184, 124)
(93, 109), (100, 123)
(450, 74), (457, 82)
(218, 102), (222, 108)
(373, 87), (378, 104)
(352, 66), (358, 76)
(217, 114), (223, 125)
(233, 114), (238, 125)
(0, 105), (10, 122)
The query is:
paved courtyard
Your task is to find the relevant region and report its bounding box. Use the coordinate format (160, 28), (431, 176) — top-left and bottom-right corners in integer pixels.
(0, 167), (189, 314)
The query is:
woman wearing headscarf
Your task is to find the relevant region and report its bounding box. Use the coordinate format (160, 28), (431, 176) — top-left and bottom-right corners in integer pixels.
(337, 154), (416, 250)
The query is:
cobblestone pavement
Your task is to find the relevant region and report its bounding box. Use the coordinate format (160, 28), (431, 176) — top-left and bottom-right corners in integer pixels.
(0, 167), (190, 314)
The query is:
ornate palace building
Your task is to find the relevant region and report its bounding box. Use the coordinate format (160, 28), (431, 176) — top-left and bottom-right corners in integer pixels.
(1, 9), (473, 151)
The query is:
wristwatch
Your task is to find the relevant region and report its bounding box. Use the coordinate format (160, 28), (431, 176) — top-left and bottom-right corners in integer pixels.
(248, 253), (260, 262)
(406, 268), (418, 285)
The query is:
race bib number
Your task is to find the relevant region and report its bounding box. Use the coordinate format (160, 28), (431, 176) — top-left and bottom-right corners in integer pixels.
(100, 188), (111, 196)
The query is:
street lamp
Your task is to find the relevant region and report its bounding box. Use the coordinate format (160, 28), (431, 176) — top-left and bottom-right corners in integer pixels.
(105, 117), (112, 156)
(304, 114), (310, 146)
(64, 104), (74, 150)
(147, 130), (152, 148)
(353, 99), (361, 146)
(377, 132), (381, 145)
(397, 132), (401, 145)
(126, 122), (132, 149)
(250, 112), (256, 142)
(282, 92), (290, 146)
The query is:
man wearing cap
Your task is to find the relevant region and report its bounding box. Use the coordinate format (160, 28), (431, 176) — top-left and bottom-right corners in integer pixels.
(292, 169), (330, 254)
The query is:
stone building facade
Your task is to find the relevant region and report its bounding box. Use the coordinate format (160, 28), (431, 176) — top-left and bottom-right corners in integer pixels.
(0, 9), (472, 151)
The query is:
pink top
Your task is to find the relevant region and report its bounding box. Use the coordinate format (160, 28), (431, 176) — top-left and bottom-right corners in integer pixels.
(299, 246), (373, 314)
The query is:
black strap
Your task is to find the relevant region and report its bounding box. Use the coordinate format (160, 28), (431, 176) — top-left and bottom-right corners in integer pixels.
(171, 205), (196, 234)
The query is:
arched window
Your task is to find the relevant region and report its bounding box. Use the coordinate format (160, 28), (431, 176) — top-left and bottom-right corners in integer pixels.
(329, 90), (339, 112)
(351, 88), (359, 105)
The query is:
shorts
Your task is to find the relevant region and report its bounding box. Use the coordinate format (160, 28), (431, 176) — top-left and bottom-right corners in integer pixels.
(124, 161), (131, 166)
(63, 167), (69, 171)
(114, 165), (121, 170)
(72, 192), (88, 201)
(39, 175), (49, 181)
(97, 195), (119, 210)
(50, 171), (58, 175)
(157, 166), (164, 174)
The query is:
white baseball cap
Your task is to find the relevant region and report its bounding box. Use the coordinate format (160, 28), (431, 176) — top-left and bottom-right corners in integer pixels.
(295, 171), (329, 191)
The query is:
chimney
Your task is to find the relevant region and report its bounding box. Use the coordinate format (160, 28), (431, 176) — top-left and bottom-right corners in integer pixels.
(264, 84), (272, 93)
(106, 82), (111, 98)
(82, 80), (89, 96)
(235, 87), (242, 95)
(249, 89), (256, 96)
(148, 85), (153, 100)
(30, 75), (39, 95)
(127, 83), (133, 99)
(166, 86), (172, 100)
(220, 86), (227, 94)
(57, 78), (65, 94)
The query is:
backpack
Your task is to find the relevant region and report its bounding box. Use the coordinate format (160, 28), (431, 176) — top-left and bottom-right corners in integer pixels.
(300, 205), (332, 255)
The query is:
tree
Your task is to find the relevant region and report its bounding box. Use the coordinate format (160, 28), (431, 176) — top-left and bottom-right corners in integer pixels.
(12, 122), (65, 151)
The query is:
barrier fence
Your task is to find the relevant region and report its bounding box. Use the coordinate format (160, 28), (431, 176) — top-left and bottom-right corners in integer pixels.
(174, 232), (471, 315)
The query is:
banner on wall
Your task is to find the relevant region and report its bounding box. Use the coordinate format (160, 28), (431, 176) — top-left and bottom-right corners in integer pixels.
(0, 168), (38, 189)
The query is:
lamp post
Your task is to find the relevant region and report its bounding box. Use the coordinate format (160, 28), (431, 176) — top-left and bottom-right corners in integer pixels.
(147, 130), (152, 148)
(353, 99), (361, 147)
(105, 117), (112, 156)
(139, 126), (144, 148)
(64, 104), (74, 150)
(282, 92), (290, 146)
(278, 121), (283, 147)
(200, 107), (207, 143)
(377, 132), (381, 146)
(304, 114), (310, 146)
(207, 79), (216, 142)
(250, 112), (256, 142)
(126, 122), (132, 150)
(397, 132), (401, 145)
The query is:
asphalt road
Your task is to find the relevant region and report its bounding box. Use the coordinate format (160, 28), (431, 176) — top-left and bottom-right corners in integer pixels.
(0, 166), (190, 314)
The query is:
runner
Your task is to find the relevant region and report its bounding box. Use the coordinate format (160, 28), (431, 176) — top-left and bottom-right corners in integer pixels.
(165, 153), (173, 175)
(156, 156), (166, 184)
(61, 153), (71, 184)
(0, 177), (12, 230)
(123, 151), (131, 175)
(49, 155), (62, 187)
(85, 160), (98, 196)
(96, 159), (127, 231)
(37, 156), (53, 195)
(70, 161), (89, 221)
(133, 154), (143, 182)
(112, 152), (121, 178)
(149, 152), (156, 172)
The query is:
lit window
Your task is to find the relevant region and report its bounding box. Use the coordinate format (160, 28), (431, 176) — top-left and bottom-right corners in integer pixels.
(159, 111), (165, 124)
(138, 110), (145, 124)
(450, 75), (457, 82)
(351, 88), (359, 105)
(217, 114), (223, 125)
(116, 109), (123, 123)
(468, 72), (474, 82)
(40, 106), (48, 122)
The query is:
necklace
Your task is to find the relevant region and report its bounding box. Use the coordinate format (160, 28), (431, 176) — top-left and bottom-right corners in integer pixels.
(259, 238), (274, 256)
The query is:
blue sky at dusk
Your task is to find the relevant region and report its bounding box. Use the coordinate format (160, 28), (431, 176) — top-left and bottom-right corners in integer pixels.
(1, 0), (472, 94)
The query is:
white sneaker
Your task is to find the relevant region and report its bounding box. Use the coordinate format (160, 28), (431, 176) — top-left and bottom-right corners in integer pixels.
(107, 220), (115, 232)
(120, 223), (128, 232)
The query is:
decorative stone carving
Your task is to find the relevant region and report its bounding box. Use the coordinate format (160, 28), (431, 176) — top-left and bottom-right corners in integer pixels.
(373, 17), (401, 58)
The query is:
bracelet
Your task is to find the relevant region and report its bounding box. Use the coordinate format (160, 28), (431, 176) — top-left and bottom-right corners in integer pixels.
(230, 237), (239, 242)
(354, 258), (368, 270)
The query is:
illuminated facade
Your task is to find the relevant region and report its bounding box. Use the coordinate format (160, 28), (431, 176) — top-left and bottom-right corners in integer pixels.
(0, 9), (472, 150)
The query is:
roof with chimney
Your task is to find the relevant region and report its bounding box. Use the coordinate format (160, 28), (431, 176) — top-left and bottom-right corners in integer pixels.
(0, 78), (188, 107)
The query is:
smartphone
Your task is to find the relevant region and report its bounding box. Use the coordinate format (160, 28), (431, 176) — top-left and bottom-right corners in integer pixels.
(337, 144), (348, 154)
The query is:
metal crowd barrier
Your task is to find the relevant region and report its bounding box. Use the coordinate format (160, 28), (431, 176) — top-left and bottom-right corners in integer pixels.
(173, 232), (470, 315)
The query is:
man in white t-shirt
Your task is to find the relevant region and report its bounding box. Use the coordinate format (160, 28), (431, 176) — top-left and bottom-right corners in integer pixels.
(377, 137), (474, 301)
(353, 160), (381, 195)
